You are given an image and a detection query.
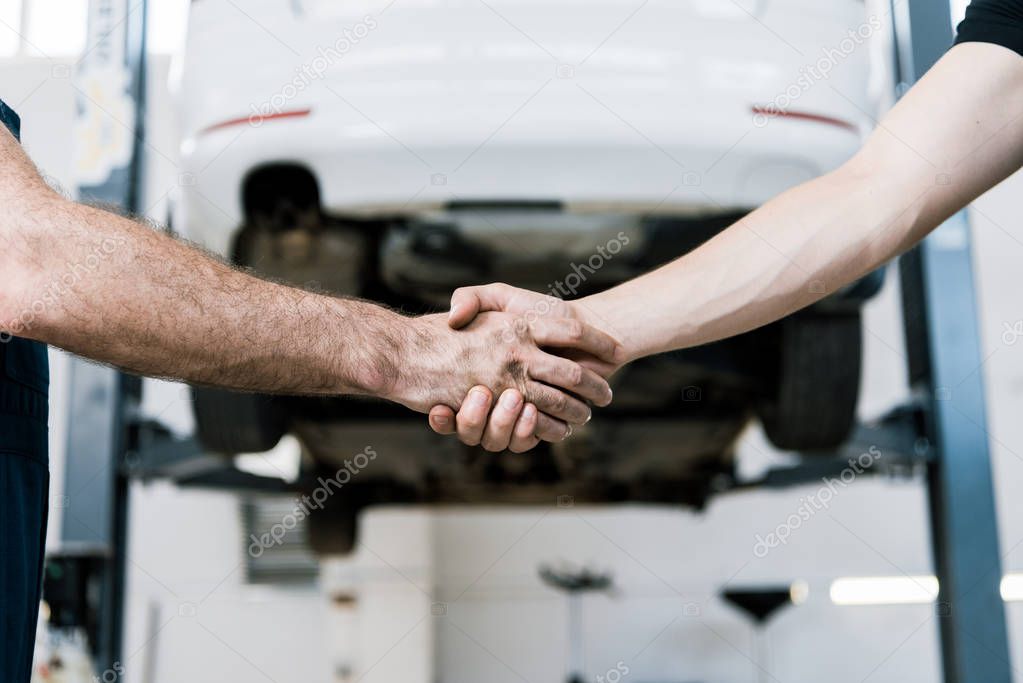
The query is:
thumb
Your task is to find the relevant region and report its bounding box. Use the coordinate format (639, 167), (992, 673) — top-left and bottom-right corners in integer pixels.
(429, 405), (457, 434)
(448, 283), (512, 329)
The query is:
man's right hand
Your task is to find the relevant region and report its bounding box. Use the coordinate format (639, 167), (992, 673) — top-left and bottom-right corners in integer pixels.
(389, 310), (619, 445)
(447, 283), (625, 375)
(427, 284), (626, 451)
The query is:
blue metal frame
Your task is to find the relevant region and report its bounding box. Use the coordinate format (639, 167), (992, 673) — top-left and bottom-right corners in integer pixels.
(894, 1), (1013, 680)
(60, 0), (148, 673)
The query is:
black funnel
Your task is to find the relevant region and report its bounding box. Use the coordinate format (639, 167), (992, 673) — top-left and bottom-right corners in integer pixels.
(721, 587), (793, 625)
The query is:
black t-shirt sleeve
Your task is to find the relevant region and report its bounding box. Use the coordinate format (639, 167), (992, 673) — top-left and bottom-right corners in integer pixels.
(0, 98), (20, 140)
(954, 0), (1023, 57)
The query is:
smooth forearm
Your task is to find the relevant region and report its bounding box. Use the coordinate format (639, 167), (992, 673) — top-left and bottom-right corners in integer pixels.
(578, 43), (1023, 361)
(6, 192), (404, 397)
(577, 160), (929, 360)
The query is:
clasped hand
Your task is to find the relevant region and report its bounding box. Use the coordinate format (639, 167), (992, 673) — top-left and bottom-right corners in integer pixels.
(410, 284), (624, 452)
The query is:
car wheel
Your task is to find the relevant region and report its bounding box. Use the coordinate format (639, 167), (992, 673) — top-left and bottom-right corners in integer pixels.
(757, 313), (862, 451)
(306, 495), (359, 556)
(191, 387), (288, 454)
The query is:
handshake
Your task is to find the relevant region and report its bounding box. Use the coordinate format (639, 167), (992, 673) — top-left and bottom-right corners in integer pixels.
(383, 282), (627, 454)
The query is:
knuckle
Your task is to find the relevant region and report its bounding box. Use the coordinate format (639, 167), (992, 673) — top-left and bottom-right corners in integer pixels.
(567, 363), (584, 387)
(549, 392), (569, 413)
(459, 412), (485, 432)
(461, 407), (485, 425)
(503, 357), (527, 385)
(502, 405), (522, 424)
(566, 320), (584, 341)
(511, 438), (537, 454)
(492, 414), (512, 432)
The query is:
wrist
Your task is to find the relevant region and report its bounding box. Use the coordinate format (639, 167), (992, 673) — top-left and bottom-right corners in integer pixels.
(376, 314), (456, 411)
(331, 300), (410, 401)
(573, 295), (636, 365)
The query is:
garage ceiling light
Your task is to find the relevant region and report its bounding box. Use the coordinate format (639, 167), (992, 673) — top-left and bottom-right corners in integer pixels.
(999, 573), (1023, 602)
(830, 576), (938, 606)
(830, 573), (1023, 605)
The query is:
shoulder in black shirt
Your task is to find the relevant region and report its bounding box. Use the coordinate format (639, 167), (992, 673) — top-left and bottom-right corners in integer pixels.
(955, 0), (1023, 57)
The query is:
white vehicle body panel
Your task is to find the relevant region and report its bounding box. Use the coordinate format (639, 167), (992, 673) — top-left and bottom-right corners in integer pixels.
(175, 0), (872, 255)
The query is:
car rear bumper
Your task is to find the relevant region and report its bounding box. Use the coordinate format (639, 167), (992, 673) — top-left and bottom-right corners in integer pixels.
(176, 0), (871, 253)
(181, 94), (861, 253)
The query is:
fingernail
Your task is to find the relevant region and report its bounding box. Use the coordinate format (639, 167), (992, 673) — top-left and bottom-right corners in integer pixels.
(565, 424), (573, 438)
(523, 404), (536, 419)
(501, 391), (522, 410)
(470, 389), (489, 406)
(448, 304), (462, 321)
(584, 413), (591, 424)
(434, 415), (450, 426)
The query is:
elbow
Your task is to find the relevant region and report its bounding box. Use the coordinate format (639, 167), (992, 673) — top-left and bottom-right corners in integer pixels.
(837, 147), (892, 190)
(0, 194), (63, 341)
(0, 260), (42, 340)
(836, 147), (932, 256)
(841, 132), (939, 198)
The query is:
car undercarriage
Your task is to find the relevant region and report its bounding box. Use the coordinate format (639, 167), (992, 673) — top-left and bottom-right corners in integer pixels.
(188, 163), (876, 553)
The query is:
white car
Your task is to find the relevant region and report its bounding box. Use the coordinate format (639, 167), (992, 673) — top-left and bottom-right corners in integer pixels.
(173, 0), (880, 552)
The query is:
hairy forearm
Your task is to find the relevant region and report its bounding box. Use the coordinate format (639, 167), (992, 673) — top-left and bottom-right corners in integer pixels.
(2, 186), (609, 425)
(5, 192), (405, 397)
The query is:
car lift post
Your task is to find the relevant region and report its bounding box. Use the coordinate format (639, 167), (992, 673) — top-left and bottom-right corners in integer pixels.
(892, 0), (1013, 680)
(56, 0), (148, 675)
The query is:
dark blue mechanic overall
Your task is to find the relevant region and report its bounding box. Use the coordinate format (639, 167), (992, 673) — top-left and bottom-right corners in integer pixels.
(0, 100), (50, 683)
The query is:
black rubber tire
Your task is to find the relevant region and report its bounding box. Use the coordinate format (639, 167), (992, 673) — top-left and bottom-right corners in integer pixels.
(757, 313), (862, 452)
(306, 495), (359, 556)
(191, 387), (288, 454)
